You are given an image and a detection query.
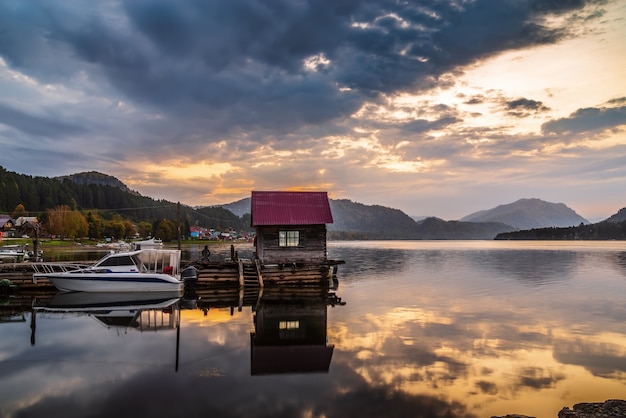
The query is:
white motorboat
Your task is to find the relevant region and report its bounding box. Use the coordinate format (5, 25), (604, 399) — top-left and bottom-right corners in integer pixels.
(131, 238), (164, 250)
(34, 249), (184, 293)
(0, 245), (27, 263)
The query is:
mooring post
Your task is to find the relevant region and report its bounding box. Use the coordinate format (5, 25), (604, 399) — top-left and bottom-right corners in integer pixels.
(238, 259), (244, 288)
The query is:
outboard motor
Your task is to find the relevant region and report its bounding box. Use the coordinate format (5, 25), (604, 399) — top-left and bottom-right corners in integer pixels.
(181, 265), (198, 292)
(182, 265), (198, 281)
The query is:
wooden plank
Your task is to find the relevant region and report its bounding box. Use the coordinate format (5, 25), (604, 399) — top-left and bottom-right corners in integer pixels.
(255, 258), (264, 288)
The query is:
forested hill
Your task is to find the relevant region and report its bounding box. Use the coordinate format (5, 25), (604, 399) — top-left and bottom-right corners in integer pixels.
(0, 166), (249, 231)
(0, 166), (179, 220)
(328, 199), (420, 239)
(495, 214), (626, 240)
(54, 171), (131, 192)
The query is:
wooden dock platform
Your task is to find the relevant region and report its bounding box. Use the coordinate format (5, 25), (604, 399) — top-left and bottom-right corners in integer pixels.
(0, 258), (344, 291)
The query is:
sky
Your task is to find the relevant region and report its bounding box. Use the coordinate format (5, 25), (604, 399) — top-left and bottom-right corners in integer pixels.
(0, 0), (625, 222)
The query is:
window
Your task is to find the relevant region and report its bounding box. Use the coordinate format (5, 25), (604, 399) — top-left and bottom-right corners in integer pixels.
(278, 230), (299, 247)
(279, 320), (300, 330)
(278, 320), (302, 339)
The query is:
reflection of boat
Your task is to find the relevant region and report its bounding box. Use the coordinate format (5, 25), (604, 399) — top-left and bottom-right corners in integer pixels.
(34, 292), (180, 331)
(131, 238), (163, 250)
(46, 291), (182, 310)
(33, 249), (184, 293)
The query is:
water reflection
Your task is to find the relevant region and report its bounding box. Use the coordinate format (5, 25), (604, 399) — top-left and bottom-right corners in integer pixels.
(251, 292), (338, 375)
(30, 292), (181, 346)
(2, 242), (626, 417)
(182, 285), (344, 375)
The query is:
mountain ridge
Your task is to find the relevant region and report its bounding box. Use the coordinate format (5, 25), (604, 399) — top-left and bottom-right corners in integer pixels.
(3, 166), (623, 240)
(461, 198), (588, 229)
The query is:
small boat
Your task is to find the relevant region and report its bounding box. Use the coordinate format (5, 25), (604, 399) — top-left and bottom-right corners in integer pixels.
(96, 240), (131, 251)
(34, 249), (184, 293)
(131, 238), (163, 250)
(0, 245), (27, 263)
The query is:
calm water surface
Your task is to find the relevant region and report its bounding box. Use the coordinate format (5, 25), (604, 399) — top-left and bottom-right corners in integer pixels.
(1, 240), (625, 418)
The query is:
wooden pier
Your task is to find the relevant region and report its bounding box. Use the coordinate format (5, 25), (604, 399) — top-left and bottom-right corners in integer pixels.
(0, 258), (344, 292)
(187, 258), (343, 288)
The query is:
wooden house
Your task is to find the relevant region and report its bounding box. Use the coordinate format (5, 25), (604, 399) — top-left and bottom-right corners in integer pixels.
(0, 215), (15, 232)
(251, 191), (333, 264)
(14, 217), (38, 237)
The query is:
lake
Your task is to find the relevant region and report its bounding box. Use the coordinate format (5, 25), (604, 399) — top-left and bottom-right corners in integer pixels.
(1, 240), (625, 417)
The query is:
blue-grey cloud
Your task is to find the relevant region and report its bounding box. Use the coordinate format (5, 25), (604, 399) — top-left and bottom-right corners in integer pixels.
(0, 103), (87, 138)
(505, 98), (551, 117)
(542, 105), (626, 135)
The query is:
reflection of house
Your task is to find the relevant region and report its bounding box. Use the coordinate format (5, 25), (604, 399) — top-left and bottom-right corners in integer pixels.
(250, 298), (334, 375)
(251, 191), (333, 264)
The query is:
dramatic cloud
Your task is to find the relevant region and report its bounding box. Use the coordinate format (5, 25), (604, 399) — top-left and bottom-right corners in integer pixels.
(0, 0), (624, 220)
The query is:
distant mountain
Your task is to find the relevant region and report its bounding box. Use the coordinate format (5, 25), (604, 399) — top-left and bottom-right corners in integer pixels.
(219, 197), (252, 218)
(605, 208), (626, 223)
(55, 171), (131, 193)
(414, 217), (516, 240)
(461, 198), (588, 229)
(218, 197), (515, 239)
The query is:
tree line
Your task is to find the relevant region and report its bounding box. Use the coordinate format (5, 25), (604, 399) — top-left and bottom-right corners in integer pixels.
(494, 221), (626, 240)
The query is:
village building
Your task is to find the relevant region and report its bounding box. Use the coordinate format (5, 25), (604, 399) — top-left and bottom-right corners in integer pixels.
(251, 191), (333, 264)
(14, 217), (39, 237)
(0, 215), (15, 233)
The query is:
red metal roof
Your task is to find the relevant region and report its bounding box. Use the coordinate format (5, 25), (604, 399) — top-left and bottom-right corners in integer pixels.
(251, 191), (334, 226)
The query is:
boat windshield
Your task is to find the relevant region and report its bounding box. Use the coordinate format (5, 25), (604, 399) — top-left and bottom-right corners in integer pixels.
(131, 254), (148, 272)
(96, 254), (146, 272)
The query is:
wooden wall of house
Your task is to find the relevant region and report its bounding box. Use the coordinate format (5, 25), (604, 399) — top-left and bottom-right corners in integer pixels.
(257, 225), (327, 263)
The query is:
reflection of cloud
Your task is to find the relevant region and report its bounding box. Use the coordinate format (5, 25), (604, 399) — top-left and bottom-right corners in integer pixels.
(13, 351), (479, 418)
(319, 379), (478, 418)
(475, 380), (498, 395)
(553, 338), (626, 380)
(514, 367), (565, 390)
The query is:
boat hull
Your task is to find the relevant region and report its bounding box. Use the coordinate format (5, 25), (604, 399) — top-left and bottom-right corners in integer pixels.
(42, 273), (184, 293)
